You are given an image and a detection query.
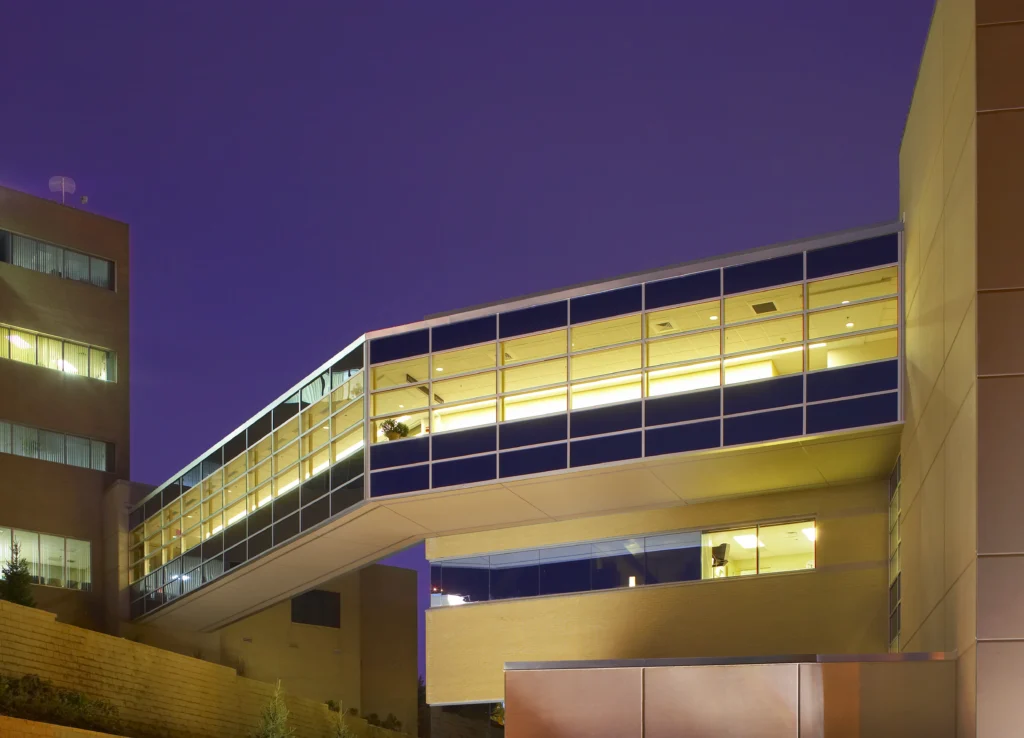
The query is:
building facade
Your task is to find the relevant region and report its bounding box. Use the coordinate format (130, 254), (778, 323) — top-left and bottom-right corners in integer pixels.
(0, 186), (130, 633)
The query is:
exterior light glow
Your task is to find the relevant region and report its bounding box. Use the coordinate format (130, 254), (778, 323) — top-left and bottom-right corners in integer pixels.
(802, 527), (816, 542)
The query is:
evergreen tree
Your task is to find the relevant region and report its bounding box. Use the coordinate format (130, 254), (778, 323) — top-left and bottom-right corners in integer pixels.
(254, 681), (294, 738)
(0, 542), (36, 607)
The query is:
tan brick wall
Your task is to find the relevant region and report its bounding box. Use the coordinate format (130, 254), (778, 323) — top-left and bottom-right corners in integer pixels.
(0, 715), (126, 738)
(0, 601), (408, 738)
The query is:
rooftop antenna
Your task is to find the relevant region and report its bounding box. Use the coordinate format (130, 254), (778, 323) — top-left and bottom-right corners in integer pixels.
(48, 176), (76, 205)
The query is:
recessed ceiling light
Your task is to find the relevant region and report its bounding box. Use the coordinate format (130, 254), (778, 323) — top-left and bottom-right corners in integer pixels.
(436, 368), (443, 373)
(845, 322), (854, 328)
(733, 534), (764, 549)
(802, 527), (816, 542)
(709, 315), (719, 321)
(841, 300), (850, 305)
(399, 404), (405, 408)
(8, 335), (30, 350)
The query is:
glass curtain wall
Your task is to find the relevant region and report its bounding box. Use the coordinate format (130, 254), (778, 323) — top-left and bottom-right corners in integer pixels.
(370, 265), (899, 442)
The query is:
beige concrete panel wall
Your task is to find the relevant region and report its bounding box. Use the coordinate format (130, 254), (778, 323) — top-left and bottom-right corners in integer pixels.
(0, 715), (129, 738)
(427, 481), (886, 562)
(427, 564), (886, 704)
(505, 668), (642, 738)
(359, 565), (419, 736)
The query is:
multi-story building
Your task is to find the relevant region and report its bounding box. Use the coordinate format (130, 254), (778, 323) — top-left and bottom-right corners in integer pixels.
(0, 185), (130, 634)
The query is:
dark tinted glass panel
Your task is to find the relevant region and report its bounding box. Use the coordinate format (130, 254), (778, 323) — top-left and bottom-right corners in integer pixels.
(164, 557), (182, 581)
(129, 580), (143, 600)
(164, 579), (181, 601)
(181, 567), (200, 595)
(291, 589), (341, 628)
(224, 520), (247, 550)
(181, 464), (202, 490)
(370, 436), (429, 470)
(645, 269), (721, 310)
(370, 464), (430, 497)
(332, 479), (364, 514)
(248, 527), (272, 558)
(570, 401), (641, 438)
(806, 392), (898, 433)
(129, 508), (144, 530)
(301, 471), (330, 505)
(724, 407), (803, 446)
(889, 576), (899, 613)
(806, 359), (898, 402)
(330, 449), (364, 489)
(432, 454), (496, 488)
(442, 563), (489, 604)
(645, 388), (720, 426)
(500, 414), (567, 449)
(161, 480), (181, 507)
(570, 431), (642, 468)
(202, 448), (223, 477)
(248, 503), (273, 535)
(430, 565), (442, 592)
(807, 233), (899, 279)
(130, 599), (145, 619)
(539, 558), (591, 596)
(491, 566), (539, 600)
(570, 286), (642, 324)
(499, 443), (567, 478)
(201, 532), (223, 560)
(646, 548), (701, 584)
(225, 542), (246, 571)
(144, 592), (165, 612)
(273, 396), (300, 428)
(144, 496), (160, 520)
(645, 420), (720, 457)
(274, 491), (300, 521)
(723, 375), (803, 415)
(432, 425), (497, 461)
(724, 253), (803, 295)
(301, 496), (330, 531)
(223, 431), (247, 464)
(273, 512), (300, 545)
(370, 329), (430, 364)
(182, 544), (202, 573)
(249, 412), (272, 443)
(499, 301), (568, 339)
(591, 546), (645, 590)
(331, 348), (364, 377)
(432, 315), (497, 352)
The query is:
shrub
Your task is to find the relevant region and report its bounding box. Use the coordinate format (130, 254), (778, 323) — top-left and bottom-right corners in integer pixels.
(254, 680), (294, 738)
(381, 713), (402, 731)
(0, 542), (36, 607)
(0, 673), (122, 734)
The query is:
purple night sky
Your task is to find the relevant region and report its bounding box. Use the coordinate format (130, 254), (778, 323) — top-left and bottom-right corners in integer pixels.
(1, 1), (934, 677)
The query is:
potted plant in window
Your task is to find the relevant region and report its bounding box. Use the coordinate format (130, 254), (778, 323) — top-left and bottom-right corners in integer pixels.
(379, 419), (409, 442)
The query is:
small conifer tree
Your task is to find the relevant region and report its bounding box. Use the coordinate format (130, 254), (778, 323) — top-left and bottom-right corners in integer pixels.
(0, 542), (37, 607)
(254, 680), (294, 738)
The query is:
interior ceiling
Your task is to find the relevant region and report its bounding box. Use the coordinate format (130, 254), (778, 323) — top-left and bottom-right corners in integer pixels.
(138, 422), (901, 633)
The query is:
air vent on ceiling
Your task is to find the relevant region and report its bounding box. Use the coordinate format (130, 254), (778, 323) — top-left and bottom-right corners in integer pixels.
(651, 320), (676, 335)
(751, 301), (778, 315)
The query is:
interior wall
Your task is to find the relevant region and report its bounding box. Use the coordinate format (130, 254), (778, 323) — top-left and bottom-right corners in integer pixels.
(897, 2), (978, 738)
(426, 482), (888, 704)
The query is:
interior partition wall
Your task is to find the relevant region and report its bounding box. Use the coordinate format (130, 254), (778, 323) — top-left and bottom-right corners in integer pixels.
(128, 224), (903, 620)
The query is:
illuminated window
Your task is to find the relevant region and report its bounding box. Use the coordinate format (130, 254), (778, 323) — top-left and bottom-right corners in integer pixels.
(808, 266), (898, 309)
(273, 441), (299, 473)
(570, 345), (641, 381)
(248, 483), (273, 513)
(248, 436), (273, 467)
(372, 410), (428, 443)
(570, 315), (641, 352)
(224, 500), (247, 528)
(65, 539), (91, 592)
(301, 422), (331, 456)
(701, 521), (814, 578)
(248, 459), (272, 489)
(274, 417), (300, 449)
(723, 346), (803, 385)
(647, 300), (721, 337)
(161, 500), (180, 526)
(647, 330), (719, 367)
(433, 399), (497, 433)
(224, 453), (246, 487)
(433, 371), (497, 405)
(202, 514), (223, 540)
(571, 374), (642, 409)
(332, 424), (364, 462)
(723, 284), (803, 325)
(372, 356), (428, 390)
(433, 344), (496, 378)
(501, 330), (567, 365)
(808, 298), (898, 340)
(301, 396), (331, 433)
(372, 385), (428, 416)
(502, 358), (567, 393)
(302, 445), (332, 480)
(6, 328), (36, 364)
(181, 526), (201, 553)
(180, 506), (201, 533)
(331, 399), (363, 438)
(203, 491), (224, 519)
(723, 314), (803, 355)
(502, 387), (567, 421)
(331, 370), (364, 404)
(0, 230), (113, 290)
(647, 359), (721, 397)
(808, 329), (898, 370)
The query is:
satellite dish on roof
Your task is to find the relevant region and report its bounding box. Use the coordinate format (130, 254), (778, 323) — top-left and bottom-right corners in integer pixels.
(48, 176), (76, 204)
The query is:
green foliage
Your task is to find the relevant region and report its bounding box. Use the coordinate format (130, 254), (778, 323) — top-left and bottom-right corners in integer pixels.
(0, 542), (37, 608)
(254, 680), (294, 738)
(381, 713), (402, 731)
(366, 712), (381, 726)
(490, 703), (505, 726)
(326, 699), (341, 713)
(0, 673), (122, 734)
(334, 710), (357, 738)
(379, 419), (409, 439)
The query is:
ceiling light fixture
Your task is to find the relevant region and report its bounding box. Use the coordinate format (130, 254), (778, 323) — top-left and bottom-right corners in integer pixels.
(8, 335), (30, 350)
(58, 360), (79, 374)
(436, 368), (443, 373)
(802, 527), (816, 542)
(845, 322), (854, 328)
(841, 300), (850, 305)
(733, 534), (764, 549)
(709, 315), (719, 321)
